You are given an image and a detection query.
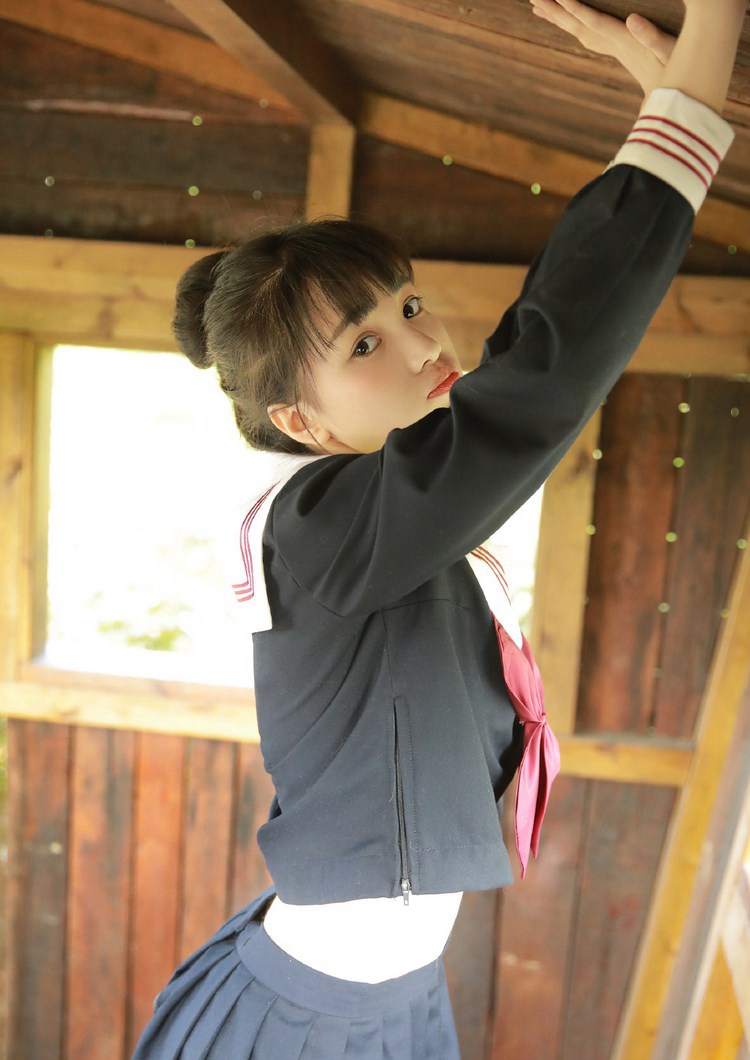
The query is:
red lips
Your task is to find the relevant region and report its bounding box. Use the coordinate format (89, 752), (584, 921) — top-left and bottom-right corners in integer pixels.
(428, 370), (461, 399)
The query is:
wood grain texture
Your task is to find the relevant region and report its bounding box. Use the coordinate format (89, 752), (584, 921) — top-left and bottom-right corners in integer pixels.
(0, 0), (294, 111)
(127, 732), (185, 1057)
(6, 720), (71, 1060)
(179, 738), (236, 960)
(612, 528), (750, 1060)
(562, 782), (676, 1060)
(532, 413), (600, 735)
(0, 331), (35, 678)
(577, 374), (685, 733)
(168, 0), (359, 123)
(306, 123), (356, 219)
(654, 377), (750, 738)
(65, 725), (135, 1060)
(0, 19), (299, 125)
(490, 776), (588, 1060)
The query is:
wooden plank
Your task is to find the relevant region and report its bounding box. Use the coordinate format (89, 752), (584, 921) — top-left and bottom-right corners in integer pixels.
(359, 91), (603, 201)
(0, 111), (309, 193)
(654, 378), (750, 738)
(0, 179), (303, 257)
(168, 0), (358, 124)
(562, 782), (676, 1060)
(229, 741), (274, 910)
(612, 522), (750, 1060)
(443, 889), (498, 1060)
(0, 19), (299, 126)
(6, 720), (70, 1060)
(359, 93), (750, 252)
(489, 776), (588, 1060)
(179, 738), (236, 960)
(0, 0), (294, 112)
(1, 678), (694, 785)
(306, 123), (356, 219)
(577, 375), (685, 733)
(0, 331), (35, 677)
(126, 732), (185, 1058)
(557, 733), (692, 787)
(65, 726), (135, 1060)
(532, 411), (600, 735)
(0, 677), (259, 742)
(1, 236), (746, 358)
(722, 885), (750, 1043)
(687, 947), (745, 1060)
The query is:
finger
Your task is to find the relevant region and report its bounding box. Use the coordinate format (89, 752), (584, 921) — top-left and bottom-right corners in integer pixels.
(625, 13), (675, 64)
(553, 0), (612, 33)
(529, 0), (589, 37)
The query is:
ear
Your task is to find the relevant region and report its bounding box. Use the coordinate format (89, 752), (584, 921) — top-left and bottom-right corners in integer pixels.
(267, 402), (334, 451)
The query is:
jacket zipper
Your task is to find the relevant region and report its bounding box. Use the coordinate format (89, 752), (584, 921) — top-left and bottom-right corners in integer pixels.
(393, 703), (412, 906)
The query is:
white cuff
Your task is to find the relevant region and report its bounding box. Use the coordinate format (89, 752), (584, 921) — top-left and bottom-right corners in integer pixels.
(605, 88), (735, 214)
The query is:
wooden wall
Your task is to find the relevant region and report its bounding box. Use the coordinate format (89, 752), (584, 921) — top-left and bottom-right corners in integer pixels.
(5, 366), (749, 1060)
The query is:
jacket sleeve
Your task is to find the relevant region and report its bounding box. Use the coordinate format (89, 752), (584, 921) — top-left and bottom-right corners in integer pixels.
(270, 90), (734, 617)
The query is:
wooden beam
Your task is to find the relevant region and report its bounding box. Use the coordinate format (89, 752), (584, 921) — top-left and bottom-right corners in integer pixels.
(305, 123), (356, 219)
(557, 733), (692, 787)
(0, 333), (36, 679)
(0, 0), (293, 114)
(0, 673), (693, 786)
(0, 237), (747, 375)
(686, 948), (745, 1060)
(167, 0), (358, 125)
(650, 673), (750, 1058)
(360, 91), (602, 201)
(612, 525), (750, 1060)
(722, 874), (750, 1042)
(532, 412), (600, 735)
(360, 93), (750, 254)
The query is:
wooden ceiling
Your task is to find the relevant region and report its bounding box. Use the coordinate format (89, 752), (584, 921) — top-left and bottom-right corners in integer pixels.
(1, 0), (749, 273)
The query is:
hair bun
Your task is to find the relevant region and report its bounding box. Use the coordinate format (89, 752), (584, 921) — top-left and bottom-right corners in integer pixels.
(172, 251), (226, 368)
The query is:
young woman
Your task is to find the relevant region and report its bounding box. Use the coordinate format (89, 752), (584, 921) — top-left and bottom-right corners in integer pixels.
(132, 3), (744, 1057)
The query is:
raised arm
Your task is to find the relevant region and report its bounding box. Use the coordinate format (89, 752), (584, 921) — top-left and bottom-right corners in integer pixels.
(530, 0), (746, 112)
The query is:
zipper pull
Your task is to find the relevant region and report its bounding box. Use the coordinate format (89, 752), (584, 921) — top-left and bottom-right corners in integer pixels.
(401, 877), (411, 906)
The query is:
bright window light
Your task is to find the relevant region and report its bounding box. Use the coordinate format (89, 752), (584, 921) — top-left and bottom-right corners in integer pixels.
(45, 345), (542, 683)
(46, 345), (261, 685)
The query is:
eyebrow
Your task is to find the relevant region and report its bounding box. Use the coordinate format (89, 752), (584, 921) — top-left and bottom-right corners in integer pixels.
(328, 276), (413, 344)
(330, 305), (371, 344)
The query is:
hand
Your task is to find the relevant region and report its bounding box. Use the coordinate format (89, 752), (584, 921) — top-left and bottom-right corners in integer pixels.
(529, 0), (676, 97)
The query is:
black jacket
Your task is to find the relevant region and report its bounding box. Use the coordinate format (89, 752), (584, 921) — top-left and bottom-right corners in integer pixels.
(250, 164), (696, 903)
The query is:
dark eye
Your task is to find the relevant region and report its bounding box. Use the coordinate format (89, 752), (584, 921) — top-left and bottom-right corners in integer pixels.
(352, 334), (379, 358)
(403, 295), (423, 319)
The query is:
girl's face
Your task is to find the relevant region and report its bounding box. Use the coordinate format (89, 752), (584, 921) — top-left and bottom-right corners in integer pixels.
(270, 283), (462, 454)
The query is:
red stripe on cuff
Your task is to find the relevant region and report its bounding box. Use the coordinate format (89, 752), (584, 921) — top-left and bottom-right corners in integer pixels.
(636, 113), (722, 166)
(632, 123), (716, 181)
(626, 136), (710, 190)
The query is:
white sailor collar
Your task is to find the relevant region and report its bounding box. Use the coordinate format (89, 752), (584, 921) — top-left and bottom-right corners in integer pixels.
(227, 449), (523, 648)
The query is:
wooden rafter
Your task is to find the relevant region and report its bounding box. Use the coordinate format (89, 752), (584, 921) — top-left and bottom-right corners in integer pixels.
(166, 0), (358, 126)
(612, 528), (750, 1060)
(0, 0), (293, 113)
(2, 0), (746, 250)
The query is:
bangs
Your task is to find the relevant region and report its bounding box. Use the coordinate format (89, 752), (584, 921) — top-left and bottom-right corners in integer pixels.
(267, 221), (414, 369)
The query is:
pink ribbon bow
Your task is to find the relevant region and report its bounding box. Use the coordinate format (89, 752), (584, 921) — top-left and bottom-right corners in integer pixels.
(494, 620), (561, 879)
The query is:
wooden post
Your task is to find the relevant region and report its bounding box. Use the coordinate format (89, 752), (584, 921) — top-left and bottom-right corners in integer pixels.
(531, 411), (600, 734)
(305, 124), (356, 220)
(612, 527), (750, 1060)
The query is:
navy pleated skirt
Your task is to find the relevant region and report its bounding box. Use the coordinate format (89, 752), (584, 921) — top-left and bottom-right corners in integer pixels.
(131, 887), (461, 1060)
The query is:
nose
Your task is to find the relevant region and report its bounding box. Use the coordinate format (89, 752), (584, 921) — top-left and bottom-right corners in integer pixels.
(405, 321), (441, 371)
